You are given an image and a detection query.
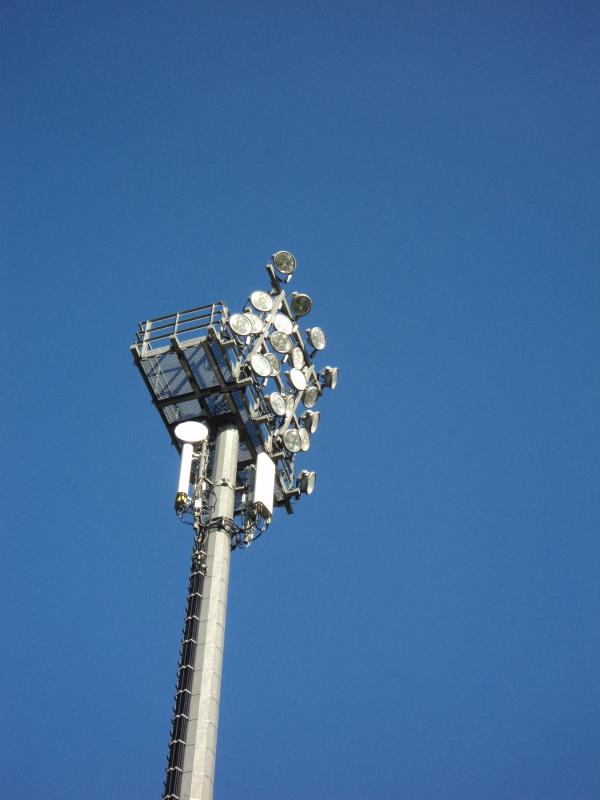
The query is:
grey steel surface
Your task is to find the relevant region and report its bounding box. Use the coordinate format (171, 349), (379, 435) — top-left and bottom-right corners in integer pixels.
(131, 301), (299, 510)
(132, 259), (337, 799)
(178, 424), (239, 800)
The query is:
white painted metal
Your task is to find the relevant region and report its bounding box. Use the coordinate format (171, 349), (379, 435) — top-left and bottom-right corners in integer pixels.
(253, 452), (275, 521)
(178, 443), (194, 495)
(179, 423), (239, 800)
(175, 421), (209, 443)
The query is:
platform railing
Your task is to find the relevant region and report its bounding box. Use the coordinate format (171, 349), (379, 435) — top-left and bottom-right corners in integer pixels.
(135, 302), (227, 354)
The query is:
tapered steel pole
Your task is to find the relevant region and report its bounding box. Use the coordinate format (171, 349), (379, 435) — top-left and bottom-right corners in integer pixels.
(164, 423), (239, 800)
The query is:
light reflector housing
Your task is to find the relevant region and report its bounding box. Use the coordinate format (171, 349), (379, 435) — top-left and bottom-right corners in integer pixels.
(244, 312), (263, 334)
(301, 410), (320, 434)
(250, 290), (273, 312)
(299, 428), (310, 452)
(273, 250), (296, 275)
(273, 313), (293, 334)
(306, 326), (326, 351)
(291, 347), (304, 369)
(250, 353), (271, 377)
(269, 392), (286, 416)
(285, 394), (296, 418)
(265, 353), (280, 376)
(302, 385), (319, 408)
(297, 470), (317, 495)
(288, 368), (307, 391)
(319, 365), (339, 389)
(229, 313), (252, 337)
(270, 331), (292, 353)
(283, 428), (301, 453)
(291, 292), (312, 318)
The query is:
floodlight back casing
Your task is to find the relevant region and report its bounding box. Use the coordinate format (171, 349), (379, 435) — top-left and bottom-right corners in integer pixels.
(302, 410), (320, 433)
(298, 469), (317, 495)
(320, 365), (339, 389)
(253, 452), (275, 522)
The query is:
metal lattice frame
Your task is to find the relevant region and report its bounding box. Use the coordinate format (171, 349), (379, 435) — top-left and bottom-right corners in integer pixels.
(132, 255), (335, 800)
(131, 270), (326, 511)
(163, 539), (206, 800)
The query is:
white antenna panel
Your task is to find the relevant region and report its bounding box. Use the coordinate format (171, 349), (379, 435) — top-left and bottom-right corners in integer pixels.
(253, 452), (275, 522)
(177, 443), (194, 495)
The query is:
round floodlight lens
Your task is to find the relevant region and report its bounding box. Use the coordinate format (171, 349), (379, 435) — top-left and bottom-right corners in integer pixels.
(291, 347), (304, 369)
(291, 292), (312, 318)
(265, 353), (280, 376)
(230, 313), (252, 337)
(244, 312), (263, 335)
(288, 368), (307, 391)
(269, 392), (286, 416)
(250, 353), (271, 377)
(273, 313), (293, 335)
(273, 250), (296, 275)
(299, 428), (310, 452)
(250, 290), (273, 312)
(283, 428), (301, 453)
(303, 385), (319, 408)
(307, 326), (326, 351)
(270, 331), (292, 354)
(285, 394), (296, 418)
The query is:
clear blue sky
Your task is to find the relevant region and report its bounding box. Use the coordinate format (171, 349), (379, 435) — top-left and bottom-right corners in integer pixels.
(2, 2), (599, 798)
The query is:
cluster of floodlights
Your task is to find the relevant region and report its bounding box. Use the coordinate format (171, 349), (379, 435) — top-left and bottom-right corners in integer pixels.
(229, 250), (337, 486)
(173, 250), (338, 542)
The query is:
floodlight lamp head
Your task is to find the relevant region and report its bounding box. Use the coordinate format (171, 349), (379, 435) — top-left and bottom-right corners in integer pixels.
(174, 420), (209, 444)
(302, 385), (320, 408)
(250, 290), (273, 312)
(229, 312), (252, 337)
(301, 410), (320, 434)
(290, 292), (312, 318)
(283, 428), (302, 453)
(272, 250), (297, 277)
(306, 326), (326, 351)
(287, 368), (307, 391)
(319, 366), (339, 390)
(297, 470), (317, 496)
(250, 353), (271, 378)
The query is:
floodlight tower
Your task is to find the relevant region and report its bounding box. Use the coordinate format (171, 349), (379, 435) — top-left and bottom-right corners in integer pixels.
(131, 251), (338, 800)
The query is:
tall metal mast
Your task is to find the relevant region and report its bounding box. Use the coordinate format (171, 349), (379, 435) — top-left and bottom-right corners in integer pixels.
(131, 251), (338, 800)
